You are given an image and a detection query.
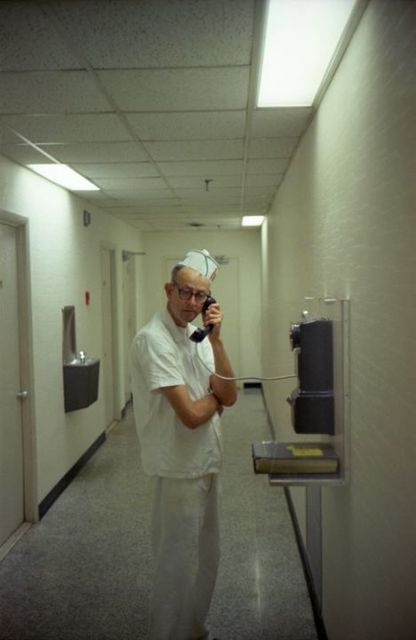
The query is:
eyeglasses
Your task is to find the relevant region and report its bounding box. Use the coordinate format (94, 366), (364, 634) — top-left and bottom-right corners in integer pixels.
(174, 285), (209, 304)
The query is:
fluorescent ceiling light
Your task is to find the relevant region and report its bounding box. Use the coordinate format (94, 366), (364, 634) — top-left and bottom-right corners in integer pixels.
(27, 164), (99, 191)
(242, 215), (265, 227)
(258, 0), (357, 107)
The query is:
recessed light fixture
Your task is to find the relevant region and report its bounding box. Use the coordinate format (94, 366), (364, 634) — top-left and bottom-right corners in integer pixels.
(257, 0), (357, 107)
(242, 215), (265, 227)
(27, 164), (99, 191)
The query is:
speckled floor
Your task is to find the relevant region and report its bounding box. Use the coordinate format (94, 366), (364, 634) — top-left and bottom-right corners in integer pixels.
(0, 389), (317, 640)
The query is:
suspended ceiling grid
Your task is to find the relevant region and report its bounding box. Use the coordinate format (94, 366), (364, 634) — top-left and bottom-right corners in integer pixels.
(0, 0), (316, 230)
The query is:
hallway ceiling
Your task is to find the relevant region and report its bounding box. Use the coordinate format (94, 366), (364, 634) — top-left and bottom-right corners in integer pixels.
(0, 0), (316, 231)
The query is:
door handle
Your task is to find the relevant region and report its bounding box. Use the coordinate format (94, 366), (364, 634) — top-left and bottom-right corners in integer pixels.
(17, 390), (29, 400)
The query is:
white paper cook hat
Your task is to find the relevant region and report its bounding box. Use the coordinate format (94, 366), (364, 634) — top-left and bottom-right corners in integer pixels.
(177, 249), (219, 281)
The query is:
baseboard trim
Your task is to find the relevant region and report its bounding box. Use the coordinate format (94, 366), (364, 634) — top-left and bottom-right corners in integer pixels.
(243, 381), (262, 389)
(0, 523), (32, 563)
(105, 419), (119, 436)
(38, 431), (106, 519)
(284, 487), (328, 640)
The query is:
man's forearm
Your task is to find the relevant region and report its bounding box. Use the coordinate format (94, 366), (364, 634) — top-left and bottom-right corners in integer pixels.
(190, 393), (223, 428)
(161, 385), (222, 430)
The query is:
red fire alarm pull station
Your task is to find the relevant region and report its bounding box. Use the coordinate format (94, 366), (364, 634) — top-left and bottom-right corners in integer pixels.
(85, 291), (90, 306)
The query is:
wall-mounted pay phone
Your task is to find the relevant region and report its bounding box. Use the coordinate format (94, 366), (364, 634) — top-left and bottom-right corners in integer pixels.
(287, 315), (334, 435)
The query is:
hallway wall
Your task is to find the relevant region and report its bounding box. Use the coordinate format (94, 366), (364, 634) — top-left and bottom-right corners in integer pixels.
(141, 229), (262, 379)
(261, 1), (416, 639)
(0, 155), (144, 505)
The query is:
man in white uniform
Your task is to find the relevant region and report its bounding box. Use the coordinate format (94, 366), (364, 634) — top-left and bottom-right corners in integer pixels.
(130, 249), (237, 640)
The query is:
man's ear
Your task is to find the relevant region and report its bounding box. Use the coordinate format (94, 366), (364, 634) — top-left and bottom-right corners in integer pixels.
(164, 282), (174, 297)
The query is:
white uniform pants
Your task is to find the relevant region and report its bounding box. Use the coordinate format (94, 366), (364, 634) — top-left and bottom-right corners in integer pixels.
(149, 474), (220, 640)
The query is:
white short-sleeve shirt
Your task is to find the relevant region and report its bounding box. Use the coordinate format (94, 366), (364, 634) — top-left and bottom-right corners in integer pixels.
(130, 309), (223, 478)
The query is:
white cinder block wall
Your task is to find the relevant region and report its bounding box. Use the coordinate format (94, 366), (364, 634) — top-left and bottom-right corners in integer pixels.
(0, 156), (144, 504)
(261, 1), (416, 639)
(141, 229), (262, 379)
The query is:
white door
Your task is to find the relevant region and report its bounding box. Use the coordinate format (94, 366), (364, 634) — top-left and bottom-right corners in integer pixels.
(166, 257), (241, 379)
(101, 248), (116, 426)
(0, 222), (24, 546)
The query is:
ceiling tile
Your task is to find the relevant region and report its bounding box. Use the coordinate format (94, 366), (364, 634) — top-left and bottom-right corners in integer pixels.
(119, 217), (242, 232)
(112, 218), (154, 231)
(174, 188), (242, 201)
(245, 174), (281, 187)
(248, 138), (298, 158)
(103, 191), (174, 202)
(0, 124), (26, 144)
(0, 2), (82, 71)
(72, 162), (160, 178)
(244, 186), (276, 199)
(78, 191), (117, 203)
(167, 176), (242, 189)
(49, 0), (254, 68)
(146, 139), (244, 162)
(106, 212), (152, 221)
(47, 142), (148, 163)
(93, 177), (166, 191)
(243, 195), (272, 205)
(186, 210), (241, 217)
(244, 184), (276, 194)
(96, 202), (144, 209)
(176, 200), (242, 209)
(246, 158), (288, 174)
(132, 202), (180, 211)
(126, 111), (246, 141)
(158, 160), (243, 177)
(0, 144), (52, 165)
(242, 203), (270, 212)
(0, 114), (130, 143)
(98, 68), (250, 111)
(251, 108), (313, 137)
(0, 71), (110, 114)
(177, 204), (242, 211)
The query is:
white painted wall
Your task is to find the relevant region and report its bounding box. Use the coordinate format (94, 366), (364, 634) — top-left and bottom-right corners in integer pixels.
(0, 155), (144, 503)
(261, 1), (416, 638)
(141, 229), (262, 379)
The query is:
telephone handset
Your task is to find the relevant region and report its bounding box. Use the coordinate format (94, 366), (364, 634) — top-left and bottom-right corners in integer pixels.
(189, 296), (216, 342)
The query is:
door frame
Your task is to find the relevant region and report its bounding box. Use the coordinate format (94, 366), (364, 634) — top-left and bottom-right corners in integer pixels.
(122, 251), (137, 403)
(100, 243), (120, 425)
(0, 209), (38, 528)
